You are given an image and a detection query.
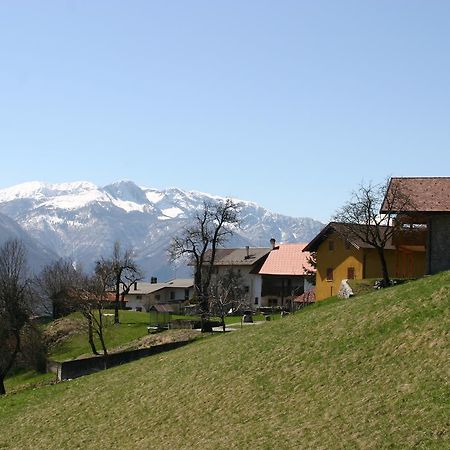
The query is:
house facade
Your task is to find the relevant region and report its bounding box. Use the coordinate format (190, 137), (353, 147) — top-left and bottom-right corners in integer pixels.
(303, 222), (426, 301)
(124, 279), (194, 313)
(210, 247), (271, 309)
(256, 243), (314, 308)
(381, 177), (450, 275)
(210, 242), (315, 310)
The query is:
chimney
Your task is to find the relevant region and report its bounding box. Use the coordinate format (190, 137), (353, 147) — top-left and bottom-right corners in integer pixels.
(270, 238), (276, 249)
(134, 281), (138, 290)
(245, 245), (250, 259)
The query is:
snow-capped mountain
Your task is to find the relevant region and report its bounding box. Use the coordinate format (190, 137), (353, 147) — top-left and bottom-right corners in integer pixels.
(0, 181), (324, 279)
(0, 211), (58, 274)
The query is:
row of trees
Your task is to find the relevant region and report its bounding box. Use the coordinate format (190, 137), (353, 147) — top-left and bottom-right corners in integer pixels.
(0, 240), (143, 395)
(1, 196), (243, 395)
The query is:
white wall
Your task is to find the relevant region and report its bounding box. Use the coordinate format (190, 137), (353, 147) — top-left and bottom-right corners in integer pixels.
(214, 266), (262, 310)
(125, 287), (193, 312)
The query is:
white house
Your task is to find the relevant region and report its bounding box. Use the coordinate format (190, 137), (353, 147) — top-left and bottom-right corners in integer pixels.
(124, 278), (194, 313)
(209, 246), (271, 309)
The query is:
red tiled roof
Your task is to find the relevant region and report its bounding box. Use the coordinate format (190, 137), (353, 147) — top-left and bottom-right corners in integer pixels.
(381, 177), (450, 213)
(258, 243), (314, 276)
(293, 289), (316, 303)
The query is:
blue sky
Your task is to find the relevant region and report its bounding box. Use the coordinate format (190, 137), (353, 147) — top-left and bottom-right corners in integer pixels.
(1, 1), (449, 222)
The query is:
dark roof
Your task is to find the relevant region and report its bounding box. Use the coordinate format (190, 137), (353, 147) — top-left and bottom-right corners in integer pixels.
(209, 247), (271, 266)
(303, 222), (396, 252)
(126, 279), (193, 295)
(381, 177), (450, 213)
(148, 304), (175, 313)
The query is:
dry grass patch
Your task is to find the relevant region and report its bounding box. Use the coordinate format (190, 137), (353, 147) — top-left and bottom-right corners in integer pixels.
(42, 316), (85, 349)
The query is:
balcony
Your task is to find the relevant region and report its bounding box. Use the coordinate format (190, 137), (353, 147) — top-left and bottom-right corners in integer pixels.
(393, 228), (427, 250)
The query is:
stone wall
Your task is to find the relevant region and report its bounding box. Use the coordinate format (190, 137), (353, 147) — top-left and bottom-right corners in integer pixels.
(428, 214), (450, 274)
(48, 341), (191, 381)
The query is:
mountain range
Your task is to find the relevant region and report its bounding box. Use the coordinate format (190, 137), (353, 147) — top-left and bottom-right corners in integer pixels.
(0, 181), (324, 279)
(0, 211), (59, 274)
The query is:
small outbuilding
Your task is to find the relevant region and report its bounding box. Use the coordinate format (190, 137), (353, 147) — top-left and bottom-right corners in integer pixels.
(148, 304), (175, 329)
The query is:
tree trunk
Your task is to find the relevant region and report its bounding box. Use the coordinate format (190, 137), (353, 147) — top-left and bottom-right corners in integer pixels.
(114, 270), (124, 325)
(98, 333), (108, 370)
(222, 315), (226, 333)
(113, 303), (120, 324)
(0, 335), (21, 396)
(120, 292), (127, 309)
(97, 308), (108, 358)
(377, 246), (391, 285)
(200, 312), (208, 332)
(0, 375), (6, 396)
(88, 317), (99, 355)
(199, 292), (210, 332)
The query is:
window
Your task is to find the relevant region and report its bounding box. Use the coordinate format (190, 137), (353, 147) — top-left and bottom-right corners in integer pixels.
(254, 297), (259, 305)
(326, 268), (333, 281)
(347, 267), (355, 280)
(244, 286), (250, 293)
(170, 291), (175, 300)
(155, 294), (160, 301)
(184, 289), (190, 301)
(136, 295), (142, 300)
(328, 240), (335, 251)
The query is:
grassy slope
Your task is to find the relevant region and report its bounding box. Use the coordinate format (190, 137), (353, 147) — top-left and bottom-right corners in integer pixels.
(0, 272), (449, 449)
(48, 309), (152, 361)
(48, 310), (273, 361)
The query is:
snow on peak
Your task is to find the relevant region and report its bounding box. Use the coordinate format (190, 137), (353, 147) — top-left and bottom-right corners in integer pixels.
(0, 180), (271, 217)
(145, 190), (164, 204)
(0, 180), (99, 203)
(103, 181), (149, 205)
(161, 207), (184, 218)
(0, 181), (48, 202)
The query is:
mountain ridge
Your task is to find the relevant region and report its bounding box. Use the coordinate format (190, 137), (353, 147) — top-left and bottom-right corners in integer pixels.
(0, 211), (58, 273)
(0, 180), (324, 279)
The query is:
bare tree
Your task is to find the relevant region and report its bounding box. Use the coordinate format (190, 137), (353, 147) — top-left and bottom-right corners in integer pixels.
(333, 179), (413, 285)
(97, 242), (142, 325)
(209, 268), (249, 332)
(303, 252), (317, 285)
(36, 258), (111, 357)
(0, 240), (31, 395)
(34, 258), (82, 318)
(169, 199), (240, 331)
(78, 266), (112, 357)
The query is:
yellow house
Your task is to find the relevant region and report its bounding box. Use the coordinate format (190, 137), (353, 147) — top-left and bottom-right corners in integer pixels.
(303, 222), (426, 300)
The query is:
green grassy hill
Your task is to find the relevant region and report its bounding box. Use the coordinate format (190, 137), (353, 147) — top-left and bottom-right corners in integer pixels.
(1, 272), (449, 449)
